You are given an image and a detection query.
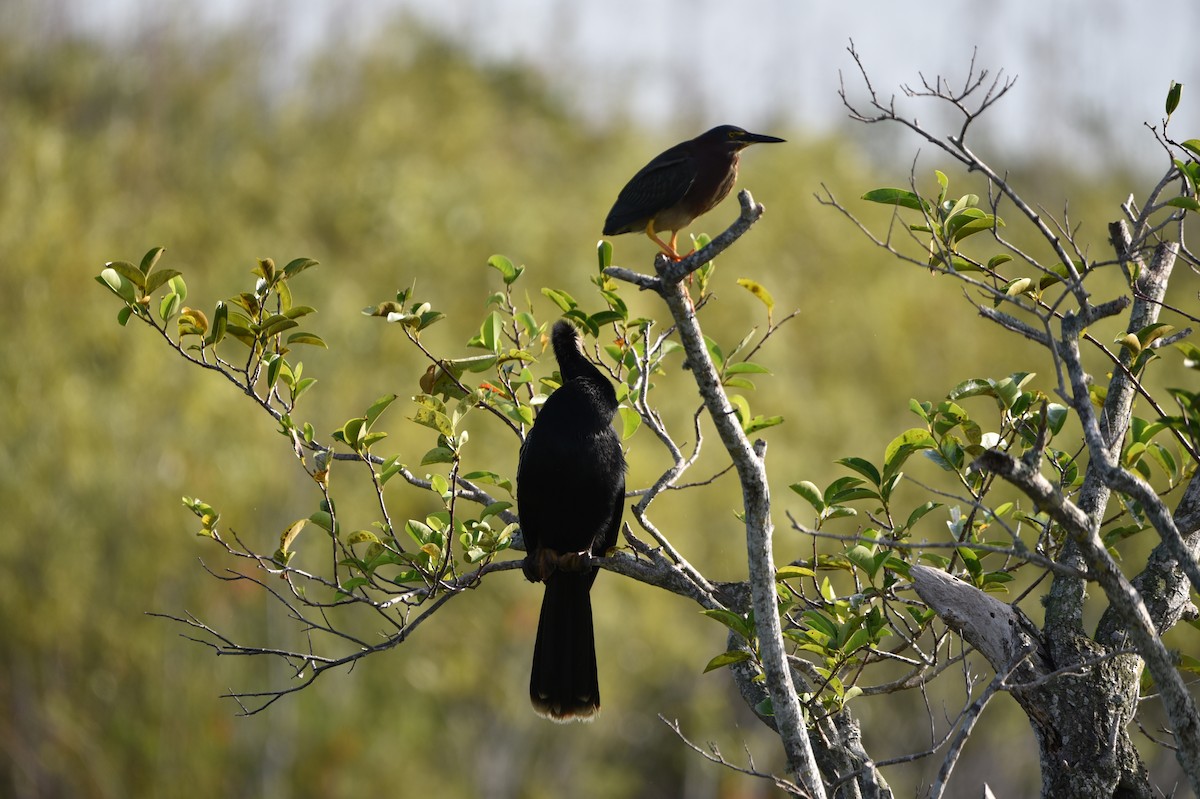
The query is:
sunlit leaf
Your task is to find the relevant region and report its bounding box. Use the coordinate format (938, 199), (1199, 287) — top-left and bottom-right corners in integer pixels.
(618, 406), (641, 441)
(862, 188), (928, 212)
(487, 254), (524, 285)
(597, 239), (614, 271)
(704, 650), (752, 673)
(541, 287), (577, 313)
(736, 278), (775, 322)
(277, 519), (307, 557)
(282, 257), (319, 278)
(776, 564), (815, 580)
(883, 428), (936, 475)
(287, 332), (327, 348)
(145, 268), (183, 295)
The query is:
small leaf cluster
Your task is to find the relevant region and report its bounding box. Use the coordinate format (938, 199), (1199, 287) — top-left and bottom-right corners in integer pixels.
(1165, 82), (1200, 212)
(863, 171), (1100, 311)
(96, 250), (327, 419)
(863, 170), (1004, 273)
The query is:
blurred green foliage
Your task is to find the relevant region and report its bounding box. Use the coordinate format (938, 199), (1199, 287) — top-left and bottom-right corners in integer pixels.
(0, 5), (1181, 798)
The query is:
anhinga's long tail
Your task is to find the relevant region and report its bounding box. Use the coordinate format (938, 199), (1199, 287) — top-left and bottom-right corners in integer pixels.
(530, 572), (599, 722)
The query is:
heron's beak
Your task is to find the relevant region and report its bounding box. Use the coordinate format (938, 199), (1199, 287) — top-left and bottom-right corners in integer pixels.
(744, 131), (786, 145)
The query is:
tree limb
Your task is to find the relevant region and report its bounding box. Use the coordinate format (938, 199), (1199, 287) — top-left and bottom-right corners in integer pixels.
(607, 191), (827, 797)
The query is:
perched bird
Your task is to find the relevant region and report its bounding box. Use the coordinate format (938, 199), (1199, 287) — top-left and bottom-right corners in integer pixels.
(517, 320), (626, 722)
(603, 125), (786, 260)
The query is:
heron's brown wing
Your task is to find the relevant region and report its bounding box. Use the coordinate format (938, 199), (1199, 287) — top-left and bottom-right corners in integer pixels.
(603, 150), (698, 235)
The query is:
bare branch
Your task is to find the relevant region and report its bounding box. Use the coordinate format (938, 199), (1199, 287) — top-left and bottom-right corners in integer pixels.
(659, 716), (808, 796)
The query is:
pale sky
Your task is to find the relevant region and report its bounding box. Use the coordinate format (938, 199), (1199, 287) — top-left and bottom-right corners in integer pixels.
(62, 0), (1200, 172)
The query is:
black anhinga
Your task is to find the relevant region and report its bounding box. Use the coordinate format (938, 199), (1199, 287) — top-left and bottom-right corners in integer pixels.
(517, 320), (626, 721)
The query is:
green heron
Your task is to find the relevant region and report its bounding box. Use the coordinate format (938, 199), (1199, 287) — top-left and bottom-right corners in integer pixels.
(603, 125), (785, 260)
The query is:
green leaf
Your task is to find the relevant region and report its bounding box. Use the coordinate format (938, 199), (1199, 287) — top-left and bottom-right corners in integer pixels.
(743, 415), (783, 434)
(842, 628), (872, 655)
(947, 208), (1003, 242)
(1167, 197), (1200, 212)
(845, 545), (879, 579)
(1136, 322), (1175, 350)
(366, 394), (398, 429)
(420, 446), (455, 465)
(1046, 403), (1069, 435)
(291, 378), (317, 402)
(265, 354), (284, 390)
(105, 260), (146, 290)
(701, 608), (754, 641)
(258, 314), (298, 339)
(541, 287), (577, 313)
(790, 481), (825, 513)
(158, 292), (181, 321)
(726, 361), (771, 375)
(776, 564), (815, 580)
(934, 169), (949, 198)
(487, 254), (524, 285)
(282, 258), (319, 278)
(703, 650), (752, 673)
(337, 577), (370, 596)
(726, 393), (750, 428)
(254, 258), (277, 282)
(475, 311), (505, 352)
(145, 268), (183, 295)
(983, 571), (1014, 587)
(139, 246), (165, 275)
(995, 372), (1035, 409)
(1181, 139), (1200, 159)
(825, 482), (876, 505)
(97, 268), (126, 296)
(1167, 81), (1183, 116)
(837, 456), (881, 487)
(287, 332), (327, 348)
(617, 406), (641, 441)
(412, 402), (456, 442)
(862, 188), (927, 212)
(309, 510), (335, 534)
(207, 301), (229, 346)
(901, 501), (941, 533)
(883, 428), (936, 475)
(183, 496), (220, 536)
(802, 610), (838, 639)
(589, 309), (626, 327)
(597, 239), (613, 270)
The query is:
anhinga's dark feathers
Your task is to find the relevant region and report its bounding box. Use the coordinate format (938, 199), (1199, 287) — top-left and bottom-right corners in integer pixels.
(517, 320), (626, 721)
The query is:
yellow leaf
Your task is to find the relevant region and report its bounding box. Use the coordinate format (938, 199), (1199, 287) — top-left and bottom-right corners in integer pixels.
(278, 519), (307, 555)
(736, 278), (775, 323)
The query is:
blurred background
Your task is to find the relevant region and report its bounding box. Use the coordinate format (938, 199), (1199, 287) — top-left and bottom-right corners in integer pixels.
(2, 1), (1197, 797)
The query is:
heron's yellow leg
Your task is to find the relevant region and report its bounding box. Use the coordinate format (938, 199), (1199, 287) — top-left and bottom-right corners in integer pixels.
(645, 219), (683, 260)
